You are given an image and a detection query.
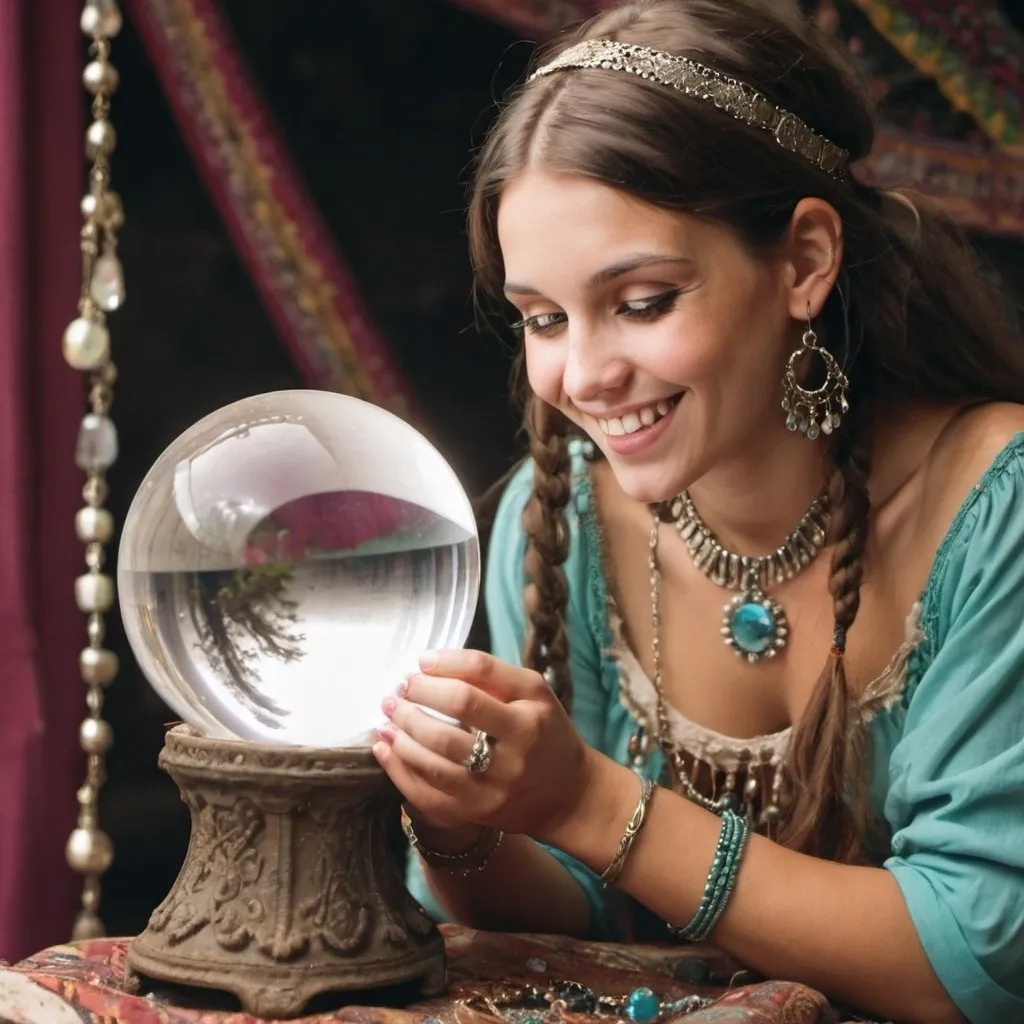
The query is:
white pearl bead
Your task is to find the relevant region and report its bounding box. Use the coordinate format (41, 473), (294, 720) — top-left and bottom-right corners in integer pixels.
(86, 120), (117, 158)
(80, 718), (114, 754)
(80, 647), (119, 686)
(63, 317), (109, 370)
(80, 0), (123, 38)
(75, 507), (115, 544)
(75, 573), (115, 613)
(66, 827), (115, 874)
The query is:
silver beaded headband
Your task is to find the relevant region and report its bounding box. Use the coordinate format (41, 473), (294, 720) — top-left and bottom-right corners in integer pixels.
(529, 39), (849, 178)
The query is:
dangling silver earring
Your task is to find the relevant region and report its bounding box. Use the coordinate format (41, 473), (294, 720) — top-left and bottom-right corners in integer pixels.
(781, 305), (849, 439)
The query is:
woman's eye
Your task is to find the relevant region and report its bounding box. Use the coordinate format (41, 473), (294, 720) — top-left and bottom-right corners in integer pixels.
(618, 289), (681, 321)
(512, 311), (568, 337)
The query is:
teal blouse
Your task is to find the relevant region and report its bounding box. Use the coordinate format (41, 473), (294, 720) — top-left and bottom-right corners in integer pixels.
(408, 434), (1024, 1023)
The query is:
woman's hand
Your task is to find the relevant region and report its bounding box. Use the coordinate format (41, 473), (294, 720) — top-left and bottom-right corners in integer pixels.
(373, 649), (595, 839)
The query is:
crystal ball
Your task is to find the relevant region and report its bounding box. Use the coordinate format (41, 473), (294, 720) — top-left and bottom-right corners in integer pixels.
(117, 390), (480, 748)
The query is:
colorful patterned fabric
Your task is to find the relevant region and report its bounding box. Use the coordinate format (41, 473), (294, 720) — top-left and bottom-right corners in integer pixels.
(849, 0), (1024, 152)
(0, 928), (863, 1023)
(126, 0), (417, 415)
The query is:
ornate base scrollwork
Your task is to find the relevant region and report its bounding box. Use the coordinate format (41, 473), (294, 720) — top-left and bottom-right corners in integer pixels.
(128, 725), (445, 1018)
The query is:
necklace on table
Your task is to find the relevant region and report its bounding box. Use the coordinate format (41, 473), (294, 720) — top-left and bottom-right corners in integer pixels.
(668, 487), (831, 662)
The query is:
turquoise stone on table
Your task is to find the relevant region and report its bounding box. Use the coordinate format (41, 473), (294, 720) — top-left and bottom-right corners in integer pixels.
(730, 601), (775, 654)
(626, 987), (662, 1023)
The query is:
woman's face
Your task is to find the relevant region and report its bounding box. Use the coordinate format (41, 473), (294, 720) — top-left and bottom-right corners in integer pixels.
(497, 169), (797, 503)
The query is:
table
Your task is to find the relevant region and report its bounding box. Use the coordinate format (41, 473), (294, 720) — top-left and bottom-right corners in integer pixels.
(0, 926), (855, 1023)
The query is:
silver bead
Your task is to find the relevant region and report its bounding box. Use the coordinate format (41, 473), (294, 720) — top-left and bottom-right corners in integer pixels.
(76, 414), (119, 471)
(74, 572), (115, 613)
(75, 507), (115, 544)
(62, 317), (109, 370)
(82, 60), (119, 95)
(65, 827), (114, 874)
(80, 718), (114, 754)
(86, 120), (117, 158)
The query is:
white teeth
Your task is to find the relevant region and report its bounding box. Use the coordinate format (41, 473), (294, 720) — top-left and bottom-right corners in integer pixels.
(597, 396), (680, 438)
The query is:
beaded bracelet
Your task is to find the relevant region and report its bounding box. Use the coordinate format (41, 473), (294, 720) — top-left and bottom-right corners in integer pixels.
(668, 809), (749, 942)
(403, 818), (505, 877)
(600, 776), (656, 887)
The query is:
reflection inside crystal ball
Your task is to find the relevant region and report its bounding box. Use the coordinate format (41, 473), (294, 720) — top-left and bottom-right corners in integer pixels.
(117, 391), (480, 748)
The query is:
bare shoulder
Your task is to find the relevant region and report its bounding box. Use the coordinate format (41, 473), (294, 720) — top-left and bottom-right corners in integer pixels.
(920, 402), (1024, 529)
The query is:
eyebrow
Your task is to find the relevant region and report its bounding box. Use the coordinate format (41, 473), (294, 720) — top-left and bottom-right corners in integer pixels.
(503, 253), (694, 297)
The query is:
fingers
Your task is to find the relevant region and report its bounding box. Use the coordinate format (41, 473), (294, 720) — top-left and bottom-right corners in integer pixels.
(418, 649), (548, 702)
(398, 672), (515, 739)
(384, 697), (477, 765)
(378, 722), (468, 787)
(373, 734), (461, 825)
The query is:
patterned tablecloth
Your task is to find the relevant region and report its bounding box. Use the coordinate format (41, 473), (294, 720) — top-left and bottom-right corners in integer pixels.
(0, 926), (865, 1024)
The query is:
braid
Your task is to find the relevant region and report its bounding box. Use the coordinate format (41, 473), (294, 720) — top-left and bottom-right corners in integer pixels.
(521, 395), (575, 710)
(780, 423), (873, 862)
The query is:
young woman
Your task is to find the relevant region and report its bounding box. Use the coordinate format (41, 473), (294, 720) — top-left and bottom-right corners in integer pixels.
(372, 2), (1024, 1021)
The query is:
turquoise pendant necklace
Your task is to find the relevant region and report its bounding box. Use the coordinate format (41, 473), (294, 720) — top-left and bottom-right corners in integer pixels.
(668, 488), (831, 663)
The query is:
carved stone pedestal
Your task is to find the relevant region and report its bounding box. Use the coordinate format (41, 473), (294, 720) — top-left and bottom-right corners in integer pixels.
(128, 725), (446, 1018)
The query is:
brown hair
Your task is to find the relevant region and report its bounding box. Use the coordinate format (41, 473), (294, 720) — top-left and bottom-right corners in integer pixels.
(468, 0), (1024, 861)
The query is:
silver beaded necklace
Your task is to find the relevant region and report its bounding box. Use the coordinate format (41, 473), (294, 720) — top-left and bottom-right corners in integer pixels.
(668, 488), (831, 662)
(643, 488), (831, 824)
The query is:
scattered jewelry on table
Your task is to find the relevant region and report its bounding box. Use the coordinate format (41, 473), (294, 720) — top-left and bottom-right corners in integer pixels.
(459, 981), (716, 1022)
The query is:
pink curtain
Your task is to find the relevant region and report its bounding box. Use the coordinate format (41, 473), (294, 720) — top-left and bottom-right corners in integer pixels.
(0, 0), (89, 962)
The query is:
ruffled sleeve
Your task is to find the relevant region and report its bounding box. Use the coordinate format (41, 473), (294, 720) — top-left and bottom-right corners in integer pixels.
(407, 451), (624, 938)
(884, 436), (1024, 1023)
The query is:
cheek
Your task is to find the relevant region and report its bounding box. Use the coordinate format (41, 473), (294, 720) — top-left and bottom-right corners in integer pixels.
(523, 341), (565, 405)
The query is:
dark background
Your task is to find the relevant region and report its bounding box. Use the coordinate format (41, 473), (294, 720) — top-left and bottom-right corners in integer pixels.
(95, 0), (1024, 934)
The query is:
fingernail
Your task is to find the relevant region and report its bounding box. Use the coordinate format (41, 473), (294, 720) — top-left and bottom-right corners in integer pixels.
(396, 677), (410, 698)
(372, 742), (389, 763)
(419, 650), (439, 671)
(378, 722), (397, 742)
(381, 696), (397, 717)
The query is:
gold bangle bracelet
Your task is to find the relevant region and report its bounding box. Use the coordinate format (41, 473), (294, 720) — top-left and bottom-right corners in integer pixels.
(600, 776), (656, 887)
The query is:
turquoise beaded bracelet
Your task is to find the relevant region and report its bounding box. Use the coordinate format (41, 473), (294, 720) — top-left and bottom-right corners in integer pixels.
(668, 809), (749, 942)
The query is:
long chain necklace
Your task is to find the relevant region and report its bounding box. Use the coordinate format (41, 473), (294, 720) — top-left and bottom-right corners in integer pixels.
(669, 488), (831, 662)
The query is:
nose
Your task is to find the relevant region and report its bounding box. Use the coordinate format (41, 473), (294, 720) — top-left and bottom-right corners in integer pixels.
(562, 323), (631, 403)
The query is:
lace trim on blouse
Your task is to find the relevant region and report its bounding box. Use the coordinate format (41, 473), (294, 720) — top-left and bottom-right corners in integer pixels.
(607, 594), (924, 774)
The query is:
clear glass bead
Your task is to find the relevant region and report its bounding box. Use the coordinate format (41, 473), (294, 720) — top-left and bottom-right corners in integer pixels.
(76, 414), (119, 471)
(90, 252), (126, 311)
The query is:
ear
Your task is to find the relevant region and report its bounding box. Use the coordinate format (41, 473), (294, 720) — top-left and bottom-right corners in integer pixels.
(782, 198), (843, 321)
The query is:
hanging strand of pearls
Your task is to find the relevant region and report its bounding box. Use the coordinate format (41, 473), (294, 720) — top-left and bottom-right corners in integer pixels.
(62, 0), (126, 942)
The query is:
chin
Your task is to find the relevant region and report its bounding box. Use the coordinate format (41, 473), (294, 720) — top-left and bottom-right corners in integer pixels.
(609, 463), (688, 505)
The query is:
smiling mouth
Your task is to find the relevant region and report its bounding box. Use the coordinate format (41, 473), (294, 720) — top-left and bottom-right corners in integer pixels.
(597, 394), (683, 437)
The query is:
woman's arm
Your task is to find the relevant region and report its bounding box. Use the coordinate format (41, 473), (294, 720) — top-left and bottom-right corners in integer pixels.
(406, 821), (592, 936)
(403, 453), (620, 938)
(543, 753), (960, 1024)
